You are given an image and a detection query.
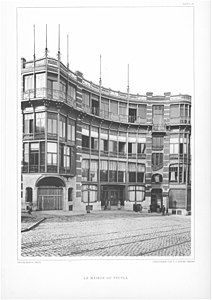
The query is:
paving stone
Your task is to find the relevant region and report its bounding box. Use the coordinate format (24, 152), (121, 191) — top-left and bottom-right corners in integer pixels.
(21, 211), (191, 257)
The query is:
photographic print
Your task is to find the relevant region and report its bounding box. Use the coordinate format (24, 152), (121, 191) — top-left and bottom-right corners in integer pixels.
(19, 6), (193, 258)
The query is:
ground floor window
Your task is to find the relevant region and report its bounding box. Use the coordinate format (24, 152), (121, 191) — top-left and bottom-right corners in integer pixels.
(82, 185), (97, 203)
(128, 186), (145, 202)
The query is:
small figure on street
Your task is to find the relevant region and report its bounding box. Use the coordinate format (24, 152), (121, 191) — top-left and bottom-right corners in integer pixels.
(28, 203), (33, 215)
(166, 207), (169, 215)
(162, 205), (166, 216)
(149, 204), (152, 213)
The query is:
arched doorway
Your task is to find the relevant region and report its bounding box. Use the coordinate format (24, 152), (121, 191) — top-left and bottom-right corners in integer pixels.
(36, 176), (65, 210)
(151, 189), (163, 212)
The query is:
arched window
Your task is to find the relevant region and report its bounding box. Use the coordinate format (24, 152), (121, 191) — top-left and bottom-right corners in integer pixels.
(25, 187), (33, 202)
(151, 174), (163, 183)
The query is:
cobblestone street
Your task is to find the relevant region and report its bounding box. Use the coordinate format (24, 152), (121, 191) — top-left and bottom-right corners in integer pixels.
(21, 211), (191, 257)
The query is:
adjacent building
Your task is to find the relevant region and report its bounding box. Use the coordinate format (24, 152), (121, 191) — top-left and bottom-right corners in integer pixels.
(21, 52), (191, 215)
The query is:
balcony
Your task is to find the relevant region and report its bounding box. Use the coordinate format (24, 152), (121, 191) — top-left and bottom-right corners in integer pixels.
(22, 88), (77, 108)
(152, 124), (166, 132)
(170, 117), (191, 125)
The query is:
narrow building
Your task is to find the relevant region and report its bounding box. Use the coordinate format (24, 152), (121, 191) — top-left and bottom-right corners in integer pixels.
(21, 52), (191, 215)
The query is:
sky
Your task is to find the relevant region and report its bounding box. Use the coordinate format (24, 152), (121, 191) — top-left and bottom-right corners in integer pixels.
(18, 6), (193, 96)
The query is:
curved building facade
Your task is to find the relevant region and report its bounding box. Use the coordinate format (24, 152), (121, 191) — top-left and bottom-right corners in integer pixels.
(21, 55), (191, 215)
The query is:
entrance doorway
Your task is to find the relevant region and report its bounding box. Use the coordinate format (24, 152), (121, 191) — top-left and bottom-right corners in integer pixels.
(101, 186), (125, 209)
(151, 189), (163, 212)
(36, 177), (65, 210)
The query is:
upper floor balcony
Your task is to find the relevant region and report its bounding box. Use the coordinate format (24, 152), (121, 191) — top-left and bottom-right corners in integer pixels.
(22, 88), (77, 108)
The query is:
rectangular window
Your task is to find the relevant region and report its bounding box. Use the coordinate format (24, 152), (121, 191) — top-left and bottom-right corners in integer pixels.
(24, 113), (34, 134)
(35, 112), (45, 133)
(109, 141), (117, 154)
(59, 115), (66, 140)
(90, 160), (98, 182)
(101, 98), (109, 118)
(47, 113), (57, 138)
(109, 161), (117, 182)
(153, 105), (164, 124)
(82, 92), (90, 107)
(23, 143), (29, 172)
(82, 159), (89, 181)
(60, 145), (71, 172)
(137, 164), (145, 183)
(152, 136), (164, 150)
(47, 142), (57, 172)
(29, 143), (39, 172)
(68, 84), (76, 100)
(118, 162), (126, 182)
(118, 142), (126, 154)
(110, 100), (118, 115)
(137, 143), (146, 154)
(119, 102), (127, 122)
(82, 185), (97, 203)
(82, 135), (90, 149)
(100, 160), (108, 182)
(170, 105), (180, 118)
(67, 119), (75, 141)
(24, 75), (34, 91)
(137, 104), (147, 120)
(128, 163), (136, 182)
(100, 139), (108, 152)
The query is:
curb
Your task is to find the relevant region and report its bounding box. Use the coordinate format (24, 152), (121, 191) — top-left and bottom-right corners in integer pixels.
(21, 217), (46, 233)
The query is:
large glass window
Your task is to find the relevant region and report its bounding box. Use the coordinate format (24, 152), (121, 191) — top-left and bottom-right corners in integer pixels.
(170, 135), (179, 155)
(109, 161), (117, 182)
(36, 73), (45, 97)
(23, 142), (45, 173)
(110, 100), (118, 115)
(82, 135), (90, 149)
(68, 84), (76, 100)
(109, 141), (117, 154)
(82, 92), (90, 107)
(82, 185), (97, 203)
(100, 160), (108, 182)
(29, 143), (39, 172)
(128, 186), (145, 202)
(128, 163), (136, 182)
(82, 159), (89, 181)
(24, 75), (34, 91)
(118, 162), (125, 182)
(60, 145), (71, 173)
(90, 160), (98, 182)
(47, 142), (57, 172)
(67, 119), (75, 142)
(35, 112), (45, 133)
(101, 98), (109, 118)
(119, 102), (127, 122)
(137, 143), (146, 154)
(59, 115), (66, 140)
(152, 136), (164, 150)
(23, 143), (29, 172)
(137, 164), (145, 183)
(24, 113), (34, 135)
(47, 113), (57, 138)
(169, 163), (187, 183)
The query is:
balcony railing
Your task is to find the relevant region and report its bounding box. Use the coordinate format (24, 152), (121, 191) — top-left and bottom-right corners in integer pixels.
(170, 117), (191, 125)
(22, 88), (77, 108)
(152, 124), (166, 132)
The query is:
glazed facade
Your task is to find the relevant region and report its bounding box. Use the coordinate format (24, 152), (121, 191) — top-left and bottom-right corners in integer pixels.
(21, 55), (191, 215)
